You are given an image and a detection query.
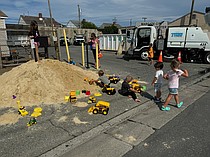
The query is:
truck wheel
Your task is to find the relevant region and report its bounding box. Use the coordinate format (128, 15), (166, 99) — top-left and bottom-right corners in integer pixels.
(93, 109), (98, 114)
(102, 110), (108, 115)
(140, 49), (148, 60)
(204, 52), (210, 64)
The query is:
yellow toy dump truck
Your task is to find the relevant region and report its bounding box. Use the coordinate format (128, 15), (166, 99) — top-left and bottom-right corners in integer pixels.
(129, 79), (147, 93)
(102, 85), (116, 95)
(88, 101), (110, 115)
(107, 75), (120, 84)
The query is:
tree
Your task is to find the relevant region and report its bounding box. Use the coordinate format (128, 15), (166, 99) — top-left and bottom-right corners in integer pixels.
(81, 19), (97, 29)
(102, 25), (118, 34)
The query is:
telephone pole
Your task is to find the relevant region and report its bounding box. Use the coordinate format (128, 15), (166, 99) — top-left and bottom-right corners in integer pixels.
(78, 5), (81, 28)
(48, 0), (54, 36)
(189, 0), (195, 26)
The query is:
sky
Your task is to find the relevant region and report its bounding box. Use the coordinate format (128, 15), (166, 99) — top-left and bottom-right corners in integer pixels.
(1, 0), (209, 27)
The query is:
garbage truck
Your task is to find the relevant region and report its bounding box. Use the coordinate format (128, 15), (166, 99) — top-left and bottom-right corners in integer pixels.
(129, 25), (210, 64)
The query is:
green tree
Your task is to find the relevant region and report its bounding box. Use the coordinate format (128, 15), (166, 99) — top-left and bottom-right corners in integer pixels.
(102, 25), (118, 34)
(81, 19), (97, 29)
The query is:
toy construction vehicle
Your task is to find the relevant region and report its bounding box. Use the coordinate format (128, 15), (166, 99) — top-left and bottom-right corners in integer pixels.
(107, 75), (120, 84)
(88, 96), (96, 104)
(102, 85), (116, 95)
(27, 117), (37, 127)
(88, 101), (110, 115)
(84, 78), (94, 85)
(69, 91), (77, 103)
(17, 101), (28, 116)
(129, 80), (146, 93)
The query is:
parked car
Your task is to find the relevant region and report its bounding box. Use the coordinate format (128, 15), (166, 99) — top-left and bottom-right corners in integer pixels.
(60, 36), (70, 46)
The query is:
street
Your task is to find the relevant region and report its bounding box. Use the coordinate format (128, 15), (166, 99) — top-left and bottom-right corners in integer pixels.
(0, 45), (210, 157)
(123, 90), (210, 157)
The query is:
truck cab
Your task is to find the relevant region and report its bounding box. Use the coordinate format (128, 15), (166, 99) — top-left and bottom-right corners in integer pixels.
(132, 26), (157, 60)
(73, 34), (85, 46)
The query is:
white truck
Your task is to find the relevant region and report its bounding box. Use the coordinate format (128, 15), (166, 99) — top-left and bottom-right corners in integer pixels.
(130, 25), (210, 64)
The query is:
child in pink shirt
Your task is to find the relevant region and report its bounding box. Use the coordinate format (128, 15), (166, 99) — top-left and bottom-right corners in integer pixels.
(162, 59), (188, 111)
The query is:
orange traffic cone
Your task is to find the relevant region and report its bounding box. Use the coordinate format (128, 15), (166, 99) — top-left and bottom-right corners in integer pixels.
(177, 51), (182, 63)
(158, 51), (163, 62)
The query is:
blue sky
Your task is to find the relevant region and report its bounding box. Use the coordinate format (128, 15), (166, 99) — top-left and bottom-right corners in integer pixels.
(1, 0), (209, 26)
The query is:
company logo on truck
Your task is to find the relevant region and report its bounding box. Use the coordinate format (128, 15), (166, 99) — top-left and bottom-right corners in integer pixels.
(171, 33), (183, 37)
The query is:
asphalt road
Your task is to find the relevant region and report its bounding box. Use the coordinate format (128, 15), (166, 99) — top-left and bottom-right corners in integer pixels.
(0, 45), (210, 157)
(123, 90), (210, 157)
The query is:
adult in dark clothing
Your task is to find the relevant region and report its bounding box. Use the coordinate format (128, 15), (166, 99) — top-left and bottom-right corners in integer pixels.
(28, 20), (40, 62)
(118, 75), (141, 102)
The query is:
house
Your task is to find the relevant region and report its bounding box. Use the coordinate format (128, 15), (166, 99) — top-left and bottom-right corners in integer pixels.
(18, 13), (63, 36)
(99, 22), (122, 29)
(18, 13), (62, 27)
(66, 20), (80, 28)
(169, 11), (210, 31)
(0, 10), (10, 57)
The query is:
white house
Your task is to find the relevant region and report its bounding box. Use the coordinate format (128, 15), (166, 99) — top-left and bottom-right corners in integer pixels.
(0, 10), (10, 57)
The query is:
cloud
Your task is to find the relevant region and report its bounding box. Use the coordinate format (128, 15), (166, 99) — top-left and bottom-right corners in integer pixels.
(1, 0), (209, 26)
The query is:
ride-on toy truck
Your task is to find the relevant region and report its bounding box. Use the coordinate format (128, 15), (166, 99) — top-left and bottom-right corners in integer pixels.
(88, 101), (110, 115)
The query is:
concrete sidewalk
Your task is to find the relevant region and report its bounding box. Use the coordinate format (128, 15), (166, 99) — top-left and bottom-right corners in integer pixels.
(40, 72), (210, 157)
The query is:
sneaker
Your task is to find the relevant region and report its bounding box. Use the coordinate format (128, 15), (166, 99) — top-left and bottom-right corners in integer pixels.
(154, 98), (161, 103)
(161, 106), (170, 111)
(177, 102), (183, 108)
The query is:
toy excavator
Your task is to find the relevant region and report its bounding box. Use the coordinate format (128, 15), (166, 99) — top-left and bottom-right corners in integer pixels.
(102, 85), (116, 95)
(107, 75), (120, 84)
(88, 96), (96, 104)
(88, 101), (110, 115)
(129, 79), (147, 93)
(17, 100), (28, 117)
(84, 78), (94, 85)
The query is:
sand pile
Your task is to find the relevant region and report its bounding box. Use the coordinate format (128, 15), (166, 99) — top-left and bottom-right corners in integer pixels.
(0, 59), (100, 108)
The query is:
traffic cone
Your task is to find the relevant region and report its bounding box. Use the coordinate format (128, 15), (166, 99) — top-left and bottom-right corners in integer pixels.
(177, 51), (182, 63)
(158, 51), (163, 62)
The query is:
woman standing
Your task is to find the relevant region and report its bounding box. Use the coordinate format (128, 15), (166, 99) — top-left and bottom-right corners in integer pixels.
(89, 33), (100, 67)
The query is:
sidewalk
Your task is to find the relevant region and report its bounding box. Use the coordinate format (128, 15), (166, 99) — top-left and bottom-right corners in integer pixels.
(40, 72), (210, 157)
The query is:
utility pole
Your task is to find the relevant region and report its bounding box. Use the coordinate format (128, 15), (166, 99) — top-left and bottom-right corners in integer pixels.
(142, 17), (147, 22)
(48, 0), (54, 36)
(130, 19), (132, 26)
(78, 5), (81, 28)
(48, 0), (60, 60)
(189, 0), (195, 26)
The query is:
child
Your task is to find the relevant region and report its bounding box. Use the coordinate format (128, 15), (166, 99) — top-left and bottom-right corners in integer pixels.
(118, 75), (141, 102)
(91, 70), (110, 88)
(148, 43), (154, 65)
(161, 59), (188, 111)
(151, 62), (164, 102)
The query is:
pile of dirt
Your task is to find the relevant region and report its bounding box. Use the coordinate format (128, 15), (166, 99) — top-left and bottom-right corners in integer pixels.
(0, 59), (100, 108)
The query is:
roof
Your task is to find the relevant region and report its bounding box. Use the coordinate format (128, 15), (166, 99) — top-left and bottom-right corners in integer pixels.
(99, 23), (122, 29)
(0, 10), (8, 18)
(170, 10), (204, 24)
(67, 20), (80, 27)
(19, 15), (62, 27)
